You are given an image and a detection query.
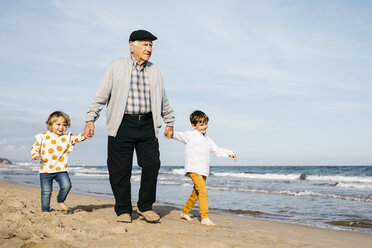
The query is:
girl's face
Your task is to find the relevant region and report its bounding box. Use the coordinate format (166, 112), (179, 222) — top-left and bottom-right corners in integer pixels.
(51, 117), (68, 136)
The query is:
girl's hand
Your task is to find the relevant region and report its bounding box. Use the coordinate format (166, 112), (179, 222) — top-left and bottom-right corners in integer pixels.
(229, 154), (237, 162)
(32, 156), (42, 161)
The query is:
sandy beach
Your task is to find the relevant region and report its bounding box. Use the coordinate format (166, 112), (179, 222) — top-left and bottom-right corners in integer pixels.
(0, 181), (371, 248)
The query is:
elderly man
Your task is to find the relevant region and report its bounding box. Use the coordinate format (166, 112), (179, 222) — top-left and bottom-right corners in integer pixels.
(84, 30), (175, 223)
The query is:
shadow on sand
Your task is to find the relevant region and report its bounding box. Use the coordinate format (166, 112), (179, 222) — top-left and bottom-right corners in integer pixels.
(70, 204), (114, 213)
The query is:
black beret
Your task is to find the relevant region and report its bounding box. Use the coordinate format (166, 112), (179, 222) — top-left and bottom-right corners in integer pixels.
(129, 30), (158, 42)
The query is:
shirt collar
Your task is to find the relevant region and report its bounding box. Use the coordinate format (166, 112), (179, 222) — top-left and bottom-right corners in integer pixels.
(193, 129), (207, 137)
(47, 131), (69, 137)
(130, 55), (147, 70)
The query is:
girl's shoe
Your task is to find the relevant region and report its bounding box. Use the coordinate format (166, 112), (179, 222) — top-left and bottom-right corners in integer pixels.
(201, 218), (216, 226)
(181, 212), (192, 221)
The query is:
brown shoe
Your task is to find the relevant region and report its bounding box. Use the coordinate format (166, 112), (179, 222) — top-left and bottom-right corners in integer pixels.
(137, 209), (160, 223)
(117, 213), (132, 223)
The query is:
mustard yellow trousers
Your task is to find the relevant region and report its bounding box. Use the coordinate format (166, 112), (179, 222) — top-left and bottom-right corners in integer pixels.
(182, 173), (209, 219)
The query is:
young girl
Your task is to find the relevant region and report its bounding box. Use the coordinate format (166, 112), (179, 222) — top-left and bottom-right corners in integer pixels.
(31, 111), (85, 212)
(172, 110), (237, 226)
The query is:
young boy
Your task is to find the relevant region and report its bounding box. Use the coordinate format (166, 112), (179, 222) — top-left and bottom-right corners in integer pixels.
(171, 110), (237, 226)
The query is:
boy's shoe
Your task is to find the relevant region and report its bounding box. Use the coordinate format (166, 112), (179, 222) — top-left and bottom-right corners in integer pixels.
(201, 218), (216, 226)
(137, 209), (160, 223)
(117, 213), (132, 223)
(181, 212), (192, 221)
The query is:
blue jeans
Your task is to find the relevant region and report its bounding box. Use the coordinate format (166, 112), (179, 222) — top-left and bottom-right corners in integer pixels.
(39, 172), (71, 212)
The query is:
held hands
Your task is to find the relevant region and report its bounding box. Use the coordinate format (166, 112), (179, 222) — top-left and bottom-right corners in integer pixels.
(229, 154), (237, 162)
(164, 126), (174, 139)
(83, 121), (95, 139)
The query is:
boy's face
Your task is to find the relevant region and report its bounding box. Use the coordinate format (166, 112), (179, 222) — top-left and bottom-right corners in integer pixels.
(192, 121), (208, 134)
(51, 117), (68, 136)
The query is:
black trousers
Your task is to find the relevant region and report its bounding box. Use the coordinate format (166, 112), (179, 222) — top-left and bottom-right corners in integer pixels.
(107, 114), (160, 216)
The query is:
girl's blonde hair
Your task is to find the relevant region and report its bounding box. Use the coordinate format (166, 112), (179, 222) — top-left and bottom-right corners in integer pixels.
(46, 111), (71, 131)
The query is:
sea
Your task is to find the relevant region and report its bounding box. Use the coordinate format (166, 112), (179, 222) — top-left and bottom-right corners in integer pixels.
(1, 164), (371, 233)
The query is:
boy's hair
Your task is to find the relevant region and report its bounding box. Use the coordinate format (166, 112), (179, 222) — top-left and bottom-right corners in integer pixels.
(190, 110), (209, 125)
(46, 111), (71, 131)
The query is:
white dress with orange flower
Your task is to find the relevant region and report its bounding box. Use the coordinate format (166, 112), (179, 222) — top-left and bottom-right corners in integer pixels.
(31, 131), (85, 173)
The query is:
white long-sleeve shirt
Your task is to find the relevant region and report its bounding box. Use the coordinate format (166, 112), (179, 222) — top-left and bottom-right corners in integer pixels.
(172, 130), (234, 176)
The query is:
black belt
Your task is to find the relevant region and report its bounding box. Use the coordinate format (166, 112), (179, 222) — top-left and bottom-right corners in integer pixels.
(125, 112), (152, 120)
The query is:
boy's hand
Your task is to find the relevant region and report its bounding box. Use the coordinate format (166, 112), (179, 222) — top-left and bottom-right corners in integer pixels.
(32, 156), (42, 162)
(229, 154), (237, 162)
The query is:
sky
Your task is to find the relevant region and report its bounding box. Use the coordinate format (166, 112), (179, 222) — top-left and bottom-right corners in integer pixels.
(1, 0), (372, 166)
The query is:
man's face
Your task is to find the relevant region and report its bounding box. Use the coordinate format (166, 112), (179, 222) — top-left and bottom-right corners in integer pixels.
(130, 40), (153, 65)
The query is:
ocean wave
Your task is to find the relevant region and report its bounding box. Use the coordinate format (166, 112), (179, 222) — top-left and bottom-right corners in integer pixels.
(181, 182), (193, 187)
(69, 168), (108, 174)
(73, 172), (108, 177)
(73, 173), (141, 180)
(159, 169), (185, 176)
(206, 186), (372, 203)
(0, 164), (39, 174)
(130, 175), (141, 181)
(306, 175), (372, 183)
(211, 172), (301, 180)
(165, 168), (185, 175)
(335, 182), (372, 189)
(69, 166), (143, 176)
(158, 181), (180, 185)
(15, 162), (34, 166)
(211, 172), (372, 184)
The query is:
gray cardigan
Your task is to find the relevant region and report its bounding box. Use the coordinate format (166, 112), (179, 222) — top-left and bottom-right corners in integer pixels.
(86, 56), (175, 137)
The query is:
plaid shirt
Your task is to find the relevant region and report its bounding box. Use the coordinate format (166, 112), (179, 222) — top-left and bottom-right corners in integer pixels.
(125, 56), (151, 114)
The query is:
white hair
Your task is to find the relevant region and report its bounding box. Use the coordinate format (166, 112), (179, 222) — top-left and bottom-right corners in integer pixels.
(130, 41), (138, 54)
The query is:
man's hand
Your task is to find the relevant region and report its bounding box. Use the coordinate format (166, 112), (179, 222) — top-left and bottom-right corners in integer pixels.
(84, 121), (95, 139)
(229, 154), (237, 162)
(164, 126), (174, 139)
